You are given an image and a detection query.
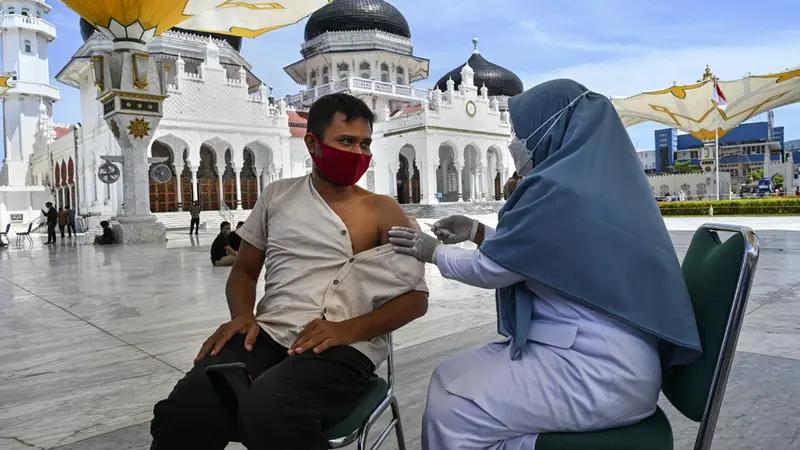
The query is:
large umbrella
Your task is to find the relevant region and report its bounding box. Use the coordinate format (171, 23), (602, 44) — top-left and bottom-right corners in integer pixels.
(611, 65), (800, 141)
(62, 0), (331, 50)
(0, 72), (16, 97)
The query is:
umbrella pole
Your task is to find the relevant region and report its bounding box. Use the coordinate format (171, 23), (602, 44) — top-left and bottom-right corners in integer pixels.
(715, 104), (720, 200)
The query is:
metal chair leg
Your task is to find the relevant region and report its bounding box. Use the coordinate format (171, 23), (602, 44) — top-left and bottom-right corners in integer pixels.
(390, 396), (406, 450)
(26, 234), (33, 245)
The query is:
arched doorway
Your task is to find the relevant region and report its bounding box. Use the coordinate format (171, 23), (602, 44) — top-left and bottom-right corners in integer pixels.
(241, 150), (258, 209)
(462, 144), (479, 201)
(396, 154), (420, 204)
(198, 145), (220, 211)
(397, 145), (420, 204)
(436, 143), (458, 202)
(149, 140), (178, 212)
(222, 150), (237, 209)
(486, 147), (502, 200)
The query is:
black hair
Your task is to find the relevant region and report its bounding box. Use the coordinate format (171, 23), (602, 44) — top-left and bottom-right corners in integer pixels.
(236, 221), (245, 228)
(45, 202), (52, 207)
(220, 221), (231, 231)
(307, 93), (374, 140)
(100, 220), (109, 228)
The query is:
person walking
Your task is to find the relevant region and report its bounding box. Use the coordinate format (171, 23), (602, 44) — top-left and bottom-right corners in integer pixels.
(66, 206), (77, 238)
(189, 201), (201, 235)
(42, 202), (57, 244)
(57, 207), (68, 239)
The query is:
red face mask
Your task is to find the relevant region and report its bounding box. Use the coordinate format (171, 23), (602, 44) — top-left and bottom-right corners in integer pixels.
(309, 138), (372, 186)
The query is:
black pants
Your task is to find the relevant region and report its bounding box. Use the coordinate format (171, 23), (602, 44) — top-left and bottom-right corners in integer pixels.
(190, 218), (200, 234)
(46, 222), (57, 242)
(150, 331), (374, 450)
(59, 224), (66, 238)
(68, 222), (76, 237)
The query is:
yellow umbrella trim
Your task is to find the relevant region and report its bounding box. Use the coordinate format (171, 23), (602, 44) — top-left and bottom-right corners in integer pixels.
(63, 0), (193, 36)
(642, 80), (708, 100)
(647, 91), (790, 140)
(0, 77), (9, 88)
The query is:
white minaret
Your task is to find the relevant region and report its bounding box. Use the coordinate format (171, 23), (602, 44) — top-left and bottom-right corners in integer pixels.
(0, 0), (59, 186)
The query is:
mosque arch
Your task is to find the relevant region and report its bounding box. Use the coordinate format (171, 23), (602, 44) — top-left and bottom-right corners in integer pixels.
(222, 149), (237, 209)
(67, 158), (74, 185)
(198, 144), (220, 211)
(380, 63), (390, 83)
(153, 133), (193, 209)
(396, 144), (419, 204)
(462, 143), (480, 201)
(486, 146), (503, 200)
(244, 140), (273, 208)
(359, 61), (371, 79)
(322, 66), (330, 84)
(396, 66), (405, 85)
(149, 139), (179, 212)
(436, 142), (458, 202)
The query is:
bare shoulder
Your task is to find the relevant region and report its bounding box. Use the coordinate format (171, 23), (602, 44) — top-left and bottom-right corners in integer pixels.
(365, 194), (418, 243)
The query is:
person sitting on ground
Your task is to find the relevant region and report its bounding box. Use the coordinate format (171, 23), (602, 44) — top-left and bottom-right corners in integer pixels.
(150, 93), (428, 450)
(210, 221), (236, 266)
(227, 221), (245, 254)
(93, 221), (114, 245)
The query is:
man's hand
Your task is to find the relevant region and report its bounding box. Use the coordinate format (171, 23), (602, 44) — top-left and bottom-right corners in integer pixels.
(289, 318), (357, 356)
(195, 315), (260, 362)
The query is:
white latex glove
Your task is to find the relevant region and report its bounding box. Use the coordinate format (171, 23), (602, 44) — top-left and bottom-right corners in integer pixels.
(388, 226), (441, 264)
(431, 215), (479, 244)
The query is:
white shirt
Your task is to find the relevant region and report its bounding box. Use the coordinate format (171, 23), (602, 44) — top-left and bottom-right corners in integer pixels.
(237, 176), (428, 368)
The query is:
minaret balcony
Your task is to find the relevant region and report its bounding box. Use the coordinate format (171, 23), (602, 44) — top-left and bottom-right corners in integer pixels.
(0, 14), (57, 40)
(287, 74), (428, 108)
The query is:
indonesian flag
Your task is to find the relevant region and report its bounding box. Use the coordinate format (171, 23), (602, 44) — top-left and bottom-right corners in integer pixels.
(713, 80), (728, 110)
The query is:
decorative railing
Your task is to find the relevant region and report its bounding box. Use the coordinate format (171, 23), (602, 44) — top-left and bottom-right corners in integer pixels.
(288, 75), (430, 106)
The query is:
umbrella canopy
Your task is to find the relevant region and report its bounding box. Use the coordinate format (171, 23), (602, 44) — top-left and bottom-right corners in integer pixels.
(611, 66), (800, 141)
(62, 0), (330, 50)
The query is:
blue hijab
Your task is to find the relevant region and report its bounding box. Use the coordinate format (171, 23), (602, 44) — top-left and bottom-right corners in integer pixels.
(480, 79), (702, 366)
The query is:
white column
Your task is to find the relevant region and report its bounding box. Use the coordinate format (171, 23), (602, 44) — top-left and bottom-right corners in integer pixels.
(455, 160), (464, 202)
(191, 165), (199, 202)
(0, 192), (7, 230)
(175, 163), (184, 212)
(216, 165), (225, 209)
(235, 168), (243, 210)
(389, 162), (399, 200)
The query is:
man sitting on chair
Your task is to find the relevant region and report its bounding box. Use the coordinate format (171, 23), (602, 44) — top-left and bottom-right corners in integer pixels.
(150, 93), (429, 450)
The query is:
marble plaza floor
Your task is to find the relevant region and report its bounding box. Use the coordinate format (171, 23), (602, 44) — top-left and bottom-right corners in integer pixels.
(2, 217), (800, 449)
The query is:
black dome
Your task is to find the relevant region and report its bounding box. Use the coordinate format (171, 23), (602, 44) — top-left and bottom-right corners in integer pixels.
(304, 0), (411, 41)
(435, 48), (524, 98)
(79, 18), (243, 52)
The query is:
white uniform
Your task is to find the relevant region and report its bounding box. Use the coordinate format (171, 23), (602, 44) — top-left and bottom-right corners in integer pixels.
(422, 228), (662, 449)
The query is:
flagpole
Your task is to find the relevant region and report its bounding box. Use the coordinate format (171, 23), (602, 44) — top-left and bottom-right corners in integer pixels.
(714, 78), (721, 201)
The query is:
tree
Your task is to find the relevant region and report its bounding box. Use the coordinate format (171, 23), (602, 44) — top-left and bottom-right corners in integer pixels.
(749, 168), (764, 182)
(667, 161), (702, 174)
(773, 174), (784, 190)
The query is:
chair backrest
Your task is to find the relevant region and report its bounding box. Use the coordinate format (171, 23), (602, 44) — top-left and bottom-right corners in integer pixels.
(4, 223), (9, 233)
(27, 222), (33, 233)
(385, 334), (396, 395)
(661, 224), (759, 450)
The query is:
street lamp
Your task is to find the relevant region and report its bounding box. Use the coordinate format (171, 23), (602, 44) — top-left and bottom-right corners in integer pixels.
(59, 0), (330, 244)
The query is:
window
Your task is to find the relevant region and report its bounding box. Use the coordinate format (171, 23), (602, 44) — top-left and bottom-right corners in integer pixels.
(322, 66), (329, 84)
(396, 66), (404, 85)
(24, 40), (31, 53)
(380, 63), (389, 83)
(7, 7), (14, 14)
(309, 70), (317, 88)
(337, 63), (349, 79)
(21, 8), (29, 16)
(359, 62), (370, 79)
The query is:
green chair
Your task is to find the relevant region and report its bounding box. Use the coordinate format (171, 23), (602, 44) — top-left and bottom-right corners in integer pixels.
(326, 334), (406, 450)
(536, 223), (760, 450)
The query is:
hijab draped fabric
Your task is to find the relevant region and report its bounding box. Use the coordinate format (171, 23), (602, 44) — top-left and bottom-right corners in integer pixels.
(480, 79), (702, 366)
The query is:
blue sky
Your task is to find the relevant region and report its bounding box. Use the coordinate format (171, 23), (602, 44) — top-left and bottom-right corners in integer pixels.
(9, 0), (800, 150)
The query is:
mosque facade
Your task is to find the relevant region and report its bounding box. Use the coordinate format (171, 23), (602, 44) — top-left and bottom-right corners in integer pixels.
(0, 0), (522, 229)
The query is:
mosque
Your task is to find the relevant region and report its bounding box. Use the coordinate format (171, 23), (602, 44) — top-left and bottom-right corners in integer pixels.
(0, 0), (523, 229)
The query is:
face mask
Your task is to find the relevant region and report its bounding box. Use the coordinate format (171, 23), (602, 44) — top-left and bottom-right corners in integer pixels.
(510, 90), (591, 177)
(310, 137), (372, 186)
